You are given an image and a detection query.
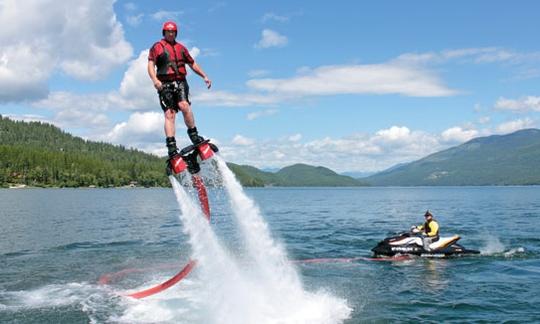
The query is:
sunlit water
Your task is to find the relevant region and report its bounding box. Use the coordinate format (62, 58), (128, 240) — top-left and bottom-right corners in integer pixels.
(1, 181), (539, 323)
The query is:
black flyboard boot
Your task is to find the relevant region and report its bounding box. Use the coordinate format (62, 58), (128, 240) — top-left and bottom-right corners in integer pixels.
(166, 136), (188, 175)
(167, 140), (215, 176)
(185, 127), (219, 158)
(166, 130), (220, 176)
(187, 127), (205, 145)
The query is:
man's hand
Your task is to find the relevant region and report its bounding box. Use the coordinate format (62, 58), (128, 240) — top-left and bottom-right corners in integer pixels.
(153, 79), (163, 91)
(204, 77), (212, 89)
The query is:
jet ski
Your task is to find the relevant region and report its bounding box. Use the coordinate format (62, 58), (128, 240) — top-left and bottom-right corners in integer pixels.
(371, 230), (480, 258)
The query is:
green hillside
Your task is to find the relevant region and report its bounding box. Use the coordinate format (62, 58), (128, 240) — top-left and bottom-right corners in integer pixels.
(364, 129), (540, 186)
(227, 163), (367, 187)
(275, 164), (365, 186)
(0, 115), (169, 187)
(226, 163), (272, 187)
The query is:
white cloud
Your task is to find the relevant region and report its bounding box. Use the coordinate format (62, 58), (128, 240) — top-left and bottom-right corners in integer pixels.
(151, 10), (183, 21)
(247, 63), (457, 97)
(190, 47), (201, 59)
(478, 116), (491, 124)
(375, 126), (411, 142)
(126, 14), (144, 27)
(288, 134), (302, 142)
(101, 112), (163, 144)
(124, 2), (137, 11)
(31, 91), (114, 129)
(255, 29), (288, 49)
(232, 135), (255, 146)
(261, 13), (290, 23)
(0, 43), (51, 101)
(218, 126), (444, 173)
(248, 69), (271, 78)
(441, 127), (479, 143)
(0, 0), (133, 102)
(116, 50), (157, 110)
(78, 121), (490, 172)
(247, 109), (278, 120)
(495, 96), (540, 112)
(496, 118), (535, 134)
(4, 114), (55, 125)
(396, 47), (540, 65)
(474, 103), (483, 112)
(34, 91), (113, 112)
(513, 67), (540, 80)
(193, 90), (279, 107)
(56, 109), (110, 128)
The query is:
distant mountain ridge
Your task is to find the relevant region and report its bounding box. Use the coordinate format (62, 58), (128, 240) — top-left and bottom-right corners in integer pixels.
(364, 129), (540, 186)
(341, 171), (377, 178)
(228, 163), (367, 187)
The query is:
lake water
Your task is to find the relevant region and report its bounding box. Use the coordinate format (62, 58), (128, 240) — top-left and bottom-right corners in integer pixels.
(1, 185), (539, 323)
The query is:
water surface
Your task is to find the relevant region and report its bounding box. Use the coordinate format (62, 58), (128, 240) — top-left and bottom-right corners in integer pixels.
(1, 186), (539, 323)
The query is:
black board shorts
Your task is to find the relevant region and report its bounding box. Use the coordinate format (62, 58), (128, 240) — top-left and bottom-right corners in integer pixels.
(158, 80), (190, 111)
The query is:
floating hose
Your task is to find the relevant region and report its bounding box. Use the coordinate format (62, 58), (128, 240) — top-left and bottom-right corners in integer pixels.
(99, 174), (210, 299)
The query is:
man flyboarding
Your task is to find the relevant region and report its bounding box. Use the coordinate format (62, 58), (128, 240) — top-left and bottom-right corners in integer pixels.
(148, 21), (213, 172)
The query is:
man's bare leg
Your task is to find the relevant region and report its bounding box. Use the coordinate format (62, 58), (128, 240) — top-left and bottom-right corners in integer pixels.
(178, 101), (203, 144)
(164, 109), (179, 158)
(164, 109), (176, 137)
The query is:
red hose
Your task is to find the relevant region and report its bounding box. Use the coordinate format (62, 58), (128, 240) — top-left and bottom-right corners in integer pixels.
(192, 175), (210, 219)
(100, 175), (211, 299)
(126, 260), (197, 299)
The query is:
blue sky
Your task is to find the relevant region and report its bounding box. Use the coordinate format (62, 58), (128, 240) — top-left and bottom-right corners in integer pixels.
(1, 0), (539, 172)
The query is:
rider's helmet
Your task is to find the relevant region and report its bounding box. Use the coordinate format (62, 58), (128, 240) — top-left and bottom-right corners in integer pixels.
(162, 21), (178, 36)
(424, 210), (433, 217)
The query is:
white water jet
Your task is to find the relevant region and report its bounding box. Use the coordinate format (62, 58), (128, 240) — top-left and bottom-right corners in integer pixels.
(170, 176), (270, 324)
(214, 157), (352, 322)
(215, 157), (301, 290)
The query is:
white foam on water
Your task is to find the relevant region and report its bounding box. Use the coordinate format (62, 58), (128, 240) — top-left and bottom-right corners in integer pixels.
(479, 235), (526, 258)
(0, 282), (100, 310)
(480, 235), (506, 255)
(110, 278), (202, 324)
(503, 247), (526, 258)
(0, 282), (126, 323)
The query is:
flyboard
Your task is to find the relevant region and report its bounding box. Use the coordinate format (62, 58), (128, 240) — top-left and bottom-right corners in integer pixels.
(99, 139), (218, 299)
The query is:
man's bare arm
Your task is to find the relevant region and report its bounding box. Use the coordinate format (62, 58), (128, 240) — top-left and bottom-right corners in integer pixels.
(189, 62), (212, 89)
(147, 60), (162, 90)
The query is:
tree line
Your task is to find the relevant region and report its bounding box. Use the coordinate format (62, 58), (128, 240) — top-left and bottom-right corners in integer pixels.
(0, 116), (170, 188)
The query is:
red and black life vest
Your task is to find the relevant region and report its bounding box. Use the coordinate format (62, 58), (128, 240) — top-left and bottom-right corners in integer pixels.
(153, 40), (192, 81)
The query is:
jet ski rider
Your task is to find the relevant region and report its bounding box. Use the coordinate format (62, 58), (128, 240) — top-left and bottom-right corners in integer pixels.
(412, 210), (439, 251)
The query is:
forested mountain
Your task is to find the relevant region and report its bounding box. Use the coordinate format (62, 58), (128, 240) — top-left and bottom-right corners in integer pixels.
(0, 116), (168, 187)
(227, 163), (367, 187)
(363, 129), (540, 186)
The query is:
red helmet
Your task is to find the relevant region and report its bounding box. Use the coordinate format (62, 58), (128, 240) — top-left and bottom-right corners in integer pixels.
(162, 21), (178, 35)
